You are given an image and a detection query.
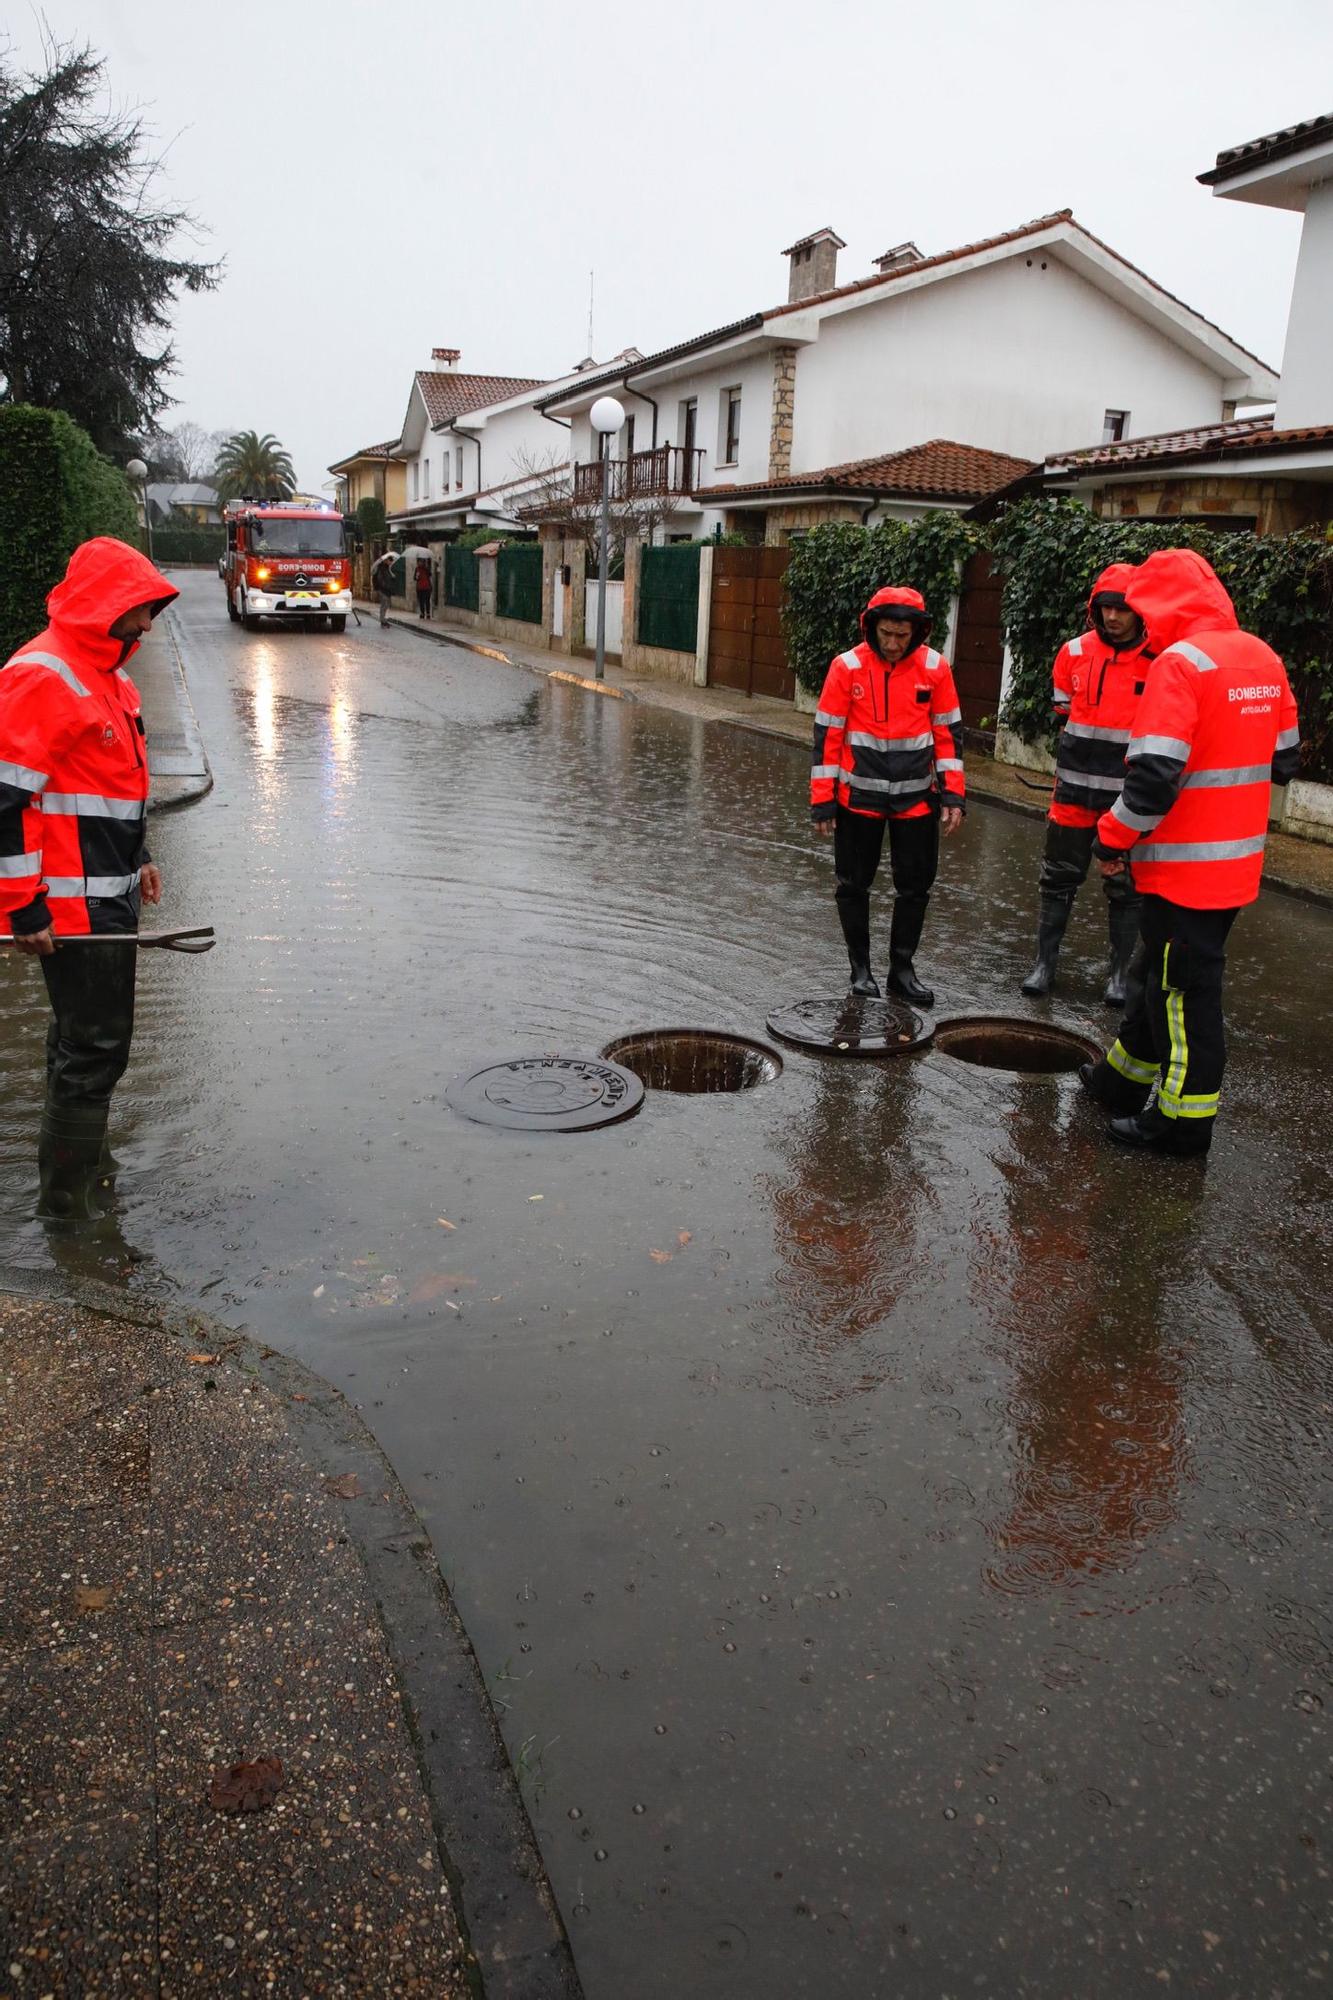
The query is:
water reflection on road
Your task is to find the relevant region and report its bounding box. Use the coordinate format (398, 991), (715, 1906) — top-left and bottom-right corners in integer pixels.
(2, 574), (1332, 1996)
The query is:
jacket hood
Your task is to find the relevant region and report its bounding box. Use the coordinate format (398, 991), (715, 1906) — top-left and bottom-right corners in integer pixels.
(1123, 549), (1238, 653)
(46, 537), (179, 671)
(1086, 562), (1135, 617)
(1087, 560), (1147, 649)
(861, 585), (930, 645)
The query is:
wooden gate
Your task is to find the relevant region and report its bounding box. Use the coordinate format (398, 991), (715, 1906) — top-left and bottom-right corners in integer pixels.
(706, 545), (793, 700)
(951, 549), (1005, 741)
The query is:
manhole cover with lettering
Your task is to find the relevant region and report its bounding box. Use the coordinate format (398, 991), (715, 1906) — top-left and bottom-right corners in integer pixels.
(446, 1054), (645, 1131)
(766, 994), (933, 1056)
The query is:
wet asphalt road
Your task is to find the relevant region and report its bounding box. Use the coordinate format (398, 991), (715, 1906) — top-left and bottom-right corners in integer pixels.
(3, 571), (1333, 1997)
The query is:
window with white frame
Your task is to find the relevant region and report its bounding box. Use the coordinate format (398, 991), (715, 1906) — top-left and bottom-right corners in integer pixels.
(1102, 409), (1130, 444)
(455, 445), (464, 489)
(718, 386), (742, 465)
(412, 460), (420, 501)
(423, 457), (432, 499)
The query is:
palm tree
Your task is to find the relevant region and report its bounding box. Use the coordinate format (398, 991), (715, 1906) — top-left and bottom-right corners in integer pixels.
(214, 430), (297, 502)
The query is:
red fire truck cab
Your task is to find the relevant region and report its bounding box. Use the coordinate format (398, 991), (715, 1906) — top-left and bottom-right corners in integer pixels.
(223, 501), (356, 632)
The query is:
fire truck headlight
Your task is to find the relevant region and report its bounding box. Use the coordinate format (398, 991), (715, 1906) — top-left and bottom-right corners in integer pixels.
(254, 566), (271, 582)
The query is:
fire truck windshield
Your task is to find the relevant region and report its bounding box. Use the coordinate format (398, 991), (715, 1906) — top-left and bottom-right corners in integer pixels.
(248, 518), (344, 556)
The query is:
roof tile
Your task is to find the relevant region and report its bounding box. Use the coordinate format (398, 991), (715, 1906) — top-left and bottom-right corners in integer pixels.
(696, 439), (1034, 503)
(1045, 415), (1333, 474)
(416, 370), (548, 426)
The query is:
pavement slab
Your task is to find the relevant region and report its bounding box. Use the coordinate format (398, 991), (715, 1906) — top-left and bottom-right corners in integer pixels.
(0, 1288), (492, 1998)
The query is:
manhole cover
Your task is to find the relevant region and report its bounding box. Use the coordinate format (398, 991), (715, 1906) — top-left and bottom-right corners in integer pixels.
(446, 1054), (644, 1130)
(766, 995), (932, 1056)
(933, 1015), (1101, 1075)
(600, 1030), (782, 1094)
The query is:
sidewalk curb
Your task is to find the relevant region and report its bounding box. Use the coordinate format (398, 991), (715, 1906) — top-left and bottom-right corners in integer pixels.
(148, 607), (214, 815)
(0, 1265), (583, 2000)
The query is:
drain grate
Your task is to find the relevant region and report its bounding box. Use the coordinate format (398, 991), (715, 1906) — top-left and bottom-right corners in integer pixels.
(601, 1030), (782, 1094)
(933, 1015), (1101, 1075)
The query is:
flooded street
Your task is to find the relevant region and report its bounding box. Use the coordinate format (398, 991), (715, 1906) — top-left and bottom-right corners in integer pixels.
(4, 570), (1333, 1995)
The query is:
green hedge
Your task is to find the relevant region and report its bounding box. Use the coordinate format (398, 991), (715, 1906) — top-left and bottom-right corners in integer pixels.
(782, 512), (981, 694)
(0, 404), (142, 661)
(150, 522), (225, 565)
(994, 498), (1333, 778)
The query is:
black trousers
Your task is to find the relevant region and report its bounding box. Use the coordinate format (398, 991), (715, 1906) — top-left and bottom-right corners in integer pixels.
(1039, 819), (1139, 910)
(40, 940), (137, 1109)
(1087, 894), (1238, 1151)
(416, 587), (431, 618)
(833, 806), (939, 960)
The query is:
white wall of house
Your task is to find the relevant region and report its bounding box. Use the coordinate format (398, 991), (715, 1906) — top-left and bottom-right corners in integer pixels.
(567, 354), (773, 486)
(1275, 177), (1333, 429)
(789, 255), (1235, 469)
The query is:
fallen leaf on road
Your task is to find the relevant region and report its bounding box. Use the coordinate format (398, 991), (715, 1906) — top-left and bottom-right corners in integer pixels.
(649, 1249), (672, 1264)
(208, 1755), (286, 1814)
(187, 1353), (219, 1366)
(677, 1231), (692, 1248)
(74, 1584), (113, 1613)
(408, 1273), (467, 1306)
(312, 1284), (325, 1298)
(322, 1473), (362, 1500)
(528, 1194), (543, 1202)
(436, 1217), (457, 1230)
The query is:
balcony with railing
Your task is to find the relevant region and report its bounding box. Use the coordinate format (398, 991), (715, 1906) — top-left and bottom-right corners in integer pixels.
(572, 445), (704, 505)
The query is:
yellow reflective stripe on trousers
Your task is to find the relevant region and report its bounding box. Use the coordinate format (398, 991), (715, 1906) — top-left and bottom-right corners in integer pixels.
(1155, 944), (1217, 1120)
(1106, 1039), (1158, 1086)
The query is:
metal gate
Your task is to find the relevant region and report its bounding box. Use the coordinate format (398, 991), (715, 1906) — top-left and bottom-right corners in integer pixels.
(951, 550), (1006, 740)
(497, 543), (543, 624)
(638, 543), (700, 654)
(444, 546), (479, 612)
(706, 546), (793, 700)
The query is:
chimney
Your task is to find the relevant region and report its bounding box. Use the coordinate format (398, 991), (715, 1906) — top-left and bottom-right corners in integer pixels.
(782, 228), (846, 304)
(872, 241), (924, 276)
(431, 347), (461, 371)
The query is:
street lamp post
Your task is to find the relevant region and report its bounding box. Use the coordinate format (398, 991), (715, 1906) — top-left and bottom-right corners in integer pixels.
(125, 458), (152, 563)
(588, 396), (625, 683)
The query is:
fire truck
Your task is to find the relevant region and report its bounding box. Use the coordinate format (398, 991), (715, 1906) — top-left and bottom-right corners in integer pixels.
(222, 500), (356, 632)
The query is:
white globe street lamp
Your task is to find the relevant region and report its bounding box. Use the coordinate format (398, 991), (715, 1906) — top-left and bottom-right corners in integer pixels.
(589, 396), (625, 683)
(125, 458), (152, 563)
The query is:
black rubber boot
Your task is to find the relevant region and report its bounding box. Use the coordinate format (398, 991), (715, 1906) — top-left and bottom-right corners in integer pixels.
(1102, 897), (1142, 1009)
(1078, 1058), (1152, 1117)
(1108, 1112), (1212, 1158)
(837, 900), (880, 998)
(1021, 894), (1073, 998)
(37, 1103), (111, 1223)
(886, 896), (933, 1008)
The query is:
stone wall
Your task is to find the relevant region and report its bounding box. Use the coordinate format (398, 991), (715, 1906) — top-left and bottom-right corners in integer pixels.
(762, 500), (863, 546)
(768, 345), (798, 480)
(1090, 475), (1333, 537)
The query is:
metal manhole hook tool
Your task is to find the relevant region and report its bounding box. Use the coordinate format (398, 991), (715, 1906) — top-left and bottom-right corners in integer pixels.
(0, 925), (216, 954)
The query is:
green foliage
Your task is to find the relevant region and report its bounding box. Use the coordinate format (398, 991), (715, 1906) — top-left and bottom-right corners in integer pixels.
(149, 520), (225, 565)
(214, 430), (296, 502)
(0, 40), (219, 456)
(355, 495), (386, 538)
(782, 512), (982, 692)
(455, 525), (517, 551)
(994, 498), (1333, 777)
(0, 403), (141, 661)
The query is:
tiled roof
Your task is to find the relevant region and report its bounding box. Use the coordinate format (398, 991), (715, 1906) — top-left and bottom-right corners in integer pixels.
(387, 469), (547, 523)
(781, 226), (846, 254)
(415, 370), (548, 426)
(696, 439), (1035, 504)
(327, 438), (402, 472)
(536, 319), (764, 410)
(764, 211), (1274, 372)
(1045, 415), (1333, 476)
(1199, 113), (1333, 186)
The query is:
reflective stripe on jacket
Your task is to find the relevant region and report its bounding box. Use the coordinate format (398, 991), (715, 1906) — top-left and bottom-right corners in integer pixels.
(811, 641), (965, 820)
(1096, 550), (1301, 909)
(0, 538), (176, 936)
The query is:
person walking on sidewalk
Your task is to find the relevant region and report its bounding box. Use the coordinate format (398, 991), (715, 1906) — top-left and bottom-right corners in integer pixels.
(810, 586), (965, 1008)
(414, 555), (432, 621)
(371, 550), (396, 627)
(1080, 548), (1300, 1157)
(1021, 563), (1154, 1005)
(0, 537), (178, 1218)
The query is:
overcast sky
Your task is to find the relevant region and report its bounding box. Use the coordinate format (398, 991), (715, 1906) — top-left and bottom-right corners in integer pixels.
(11, 0), (1330, 489)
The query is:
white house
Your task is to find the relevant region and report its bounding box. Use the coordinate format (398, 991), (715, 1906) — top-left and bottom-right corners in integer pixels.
(1037, 114), (1333, 535)
(537, 211), (1279, 545)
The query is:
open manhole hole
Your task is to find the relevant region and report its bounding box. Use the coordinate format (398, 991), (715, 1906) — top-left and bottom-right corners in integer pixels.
(933, 1015), (1101, 1075)
(601, 1029), (782, 1094)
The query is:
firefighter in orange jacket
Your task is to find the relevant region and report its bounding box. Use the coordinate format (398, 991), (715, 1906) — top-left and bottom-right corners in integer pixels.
(0, 537), (178, 1218)
(1080, 549), (1300, 1156)
(811, 587), (965, 1007)
(1020, 563), (1154, 1004)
